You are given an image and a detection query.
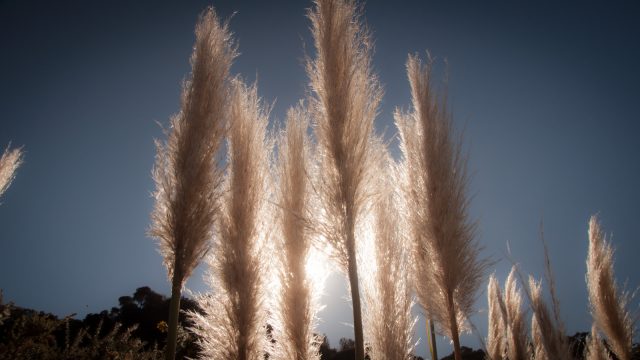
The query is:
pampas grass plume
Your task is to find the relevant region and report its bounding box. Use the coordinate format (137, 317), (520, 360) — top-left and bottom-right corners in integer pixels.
(486, 274), (506, 360)
(531, 315), (548, 360)
(364, 148), (416, 360)
(307, 0), (383, 358)
(504, 267), (528, 360)
(586, 324), (609, 360)
(397, 54), (488, 360)
(272, 103), (323, 360)
(0, 145), (23, 199)
(528, 276), (571, 360)
(190, 79), (272, 360)
(587, 216), (634, 360)
(148, 8), (236, 359)
(150, 6), (234, 293)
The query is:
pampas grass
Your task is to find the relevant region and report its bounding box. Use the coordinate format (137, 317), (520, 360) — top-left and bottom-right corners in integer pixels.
(486, 267), (527, 360)
(587, 216), (634, 360)
(306, 0), (383, 358)
(586, 324), (609, 360)
(486, 274), (506, 360)
(189, 79), (272, 360)
(397, 54), (488, 360)
(504, 267), (528, 360)
(531, 315), (547, 360)
(148, 8), (235, 359)
(363, 149), (416, 360)
(271, 104), (323, 360)
(528, 276), (571, 360)
(0, 145), (23, 199)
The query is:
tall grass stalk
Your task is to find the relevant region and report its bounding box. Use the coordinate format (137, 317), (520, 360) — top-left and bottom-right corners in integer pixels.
(189, 79), (272, 360)
(363, 149), (416, 360)
(306, 0), (383, 358)
(148, 8), (235, 360)
(396, 54), (488, 360)
(587, 216), (634, 360)
(272, 104), (323, 360)
(0, 145), (23, 199)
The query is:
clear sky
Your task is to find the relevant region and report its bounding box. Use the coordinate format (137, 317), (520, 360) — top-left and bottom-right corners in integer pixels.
(1, 0), (639, 358)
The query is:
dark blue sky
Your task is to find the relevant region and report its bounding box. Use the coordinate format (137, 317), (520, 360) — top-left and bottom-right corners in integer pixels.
(1, 0), (639, 357)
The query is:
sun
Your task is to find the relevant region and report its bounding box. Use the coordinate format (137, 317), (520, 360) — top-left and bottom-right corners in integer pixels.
(305, 247), (330, 286)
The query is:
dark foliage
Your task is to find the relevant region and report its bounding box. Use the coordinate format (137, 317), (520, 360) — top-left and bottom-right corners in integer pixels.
(0, 287), (199, 359)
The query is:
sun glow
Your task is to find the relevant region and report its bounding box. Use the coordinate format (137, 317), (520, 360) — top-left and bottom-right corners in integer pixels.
(305, 247), (330, 288)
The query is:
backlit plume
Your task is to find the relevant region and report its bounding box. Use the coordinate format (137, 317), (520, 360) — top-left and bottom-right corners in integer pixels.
(148, 8), (235, 359)
(397, 54), (488, 360)
(189, 80), (272, 360)
(307, 0), (383, 358)
(271, 104), (324, 360)
(587, 216), (634, 360)
(363, 148), (416, 360)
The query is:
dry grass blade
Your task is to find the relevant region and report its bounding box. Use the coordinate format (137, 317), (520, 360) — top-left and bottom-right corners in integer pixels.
(0, 145), (23, 199)
(190, 79), (272, 360)
(272, 104), (323, 360)
(306, 0), (383, 358)
(587, 216), (634, 360)
(397, 54), (488, 360)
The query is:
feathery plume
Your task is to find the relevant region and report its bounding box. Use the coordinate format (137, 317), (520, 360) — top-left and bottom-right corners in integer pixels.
(486, 274), (506, 360)
(148, 8), (236, 359)
(397, 54), (488, 360)
(0, 145), (23, 199)
(528, 276), (571, 360)
(587, 216), (634, 360)
(190, 79), (272, 360)
(271, 104), (324, 360)
(363, 148), (416, 360)
(306, 0), (383, 358)
(504, 267), (528, 360)
(531, 315), (548, 360)
(586, 324), (610, 360)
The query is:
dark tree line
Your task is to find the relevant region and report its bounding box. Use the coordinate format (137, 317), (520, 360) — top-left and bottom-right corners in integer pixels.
(0, 287), (391, 359)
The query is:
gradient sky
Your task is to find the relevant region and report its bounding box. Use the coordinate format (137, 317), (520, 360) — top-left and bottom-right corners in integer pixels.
(1, 0), (639, 358)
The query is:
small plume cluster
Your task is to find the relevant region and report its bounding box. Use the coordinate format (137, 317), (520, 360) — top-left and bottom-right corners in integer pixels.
(486, 267), (527, 360)
(483, 216), (637, 360)
(528, 275), (571, 360)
